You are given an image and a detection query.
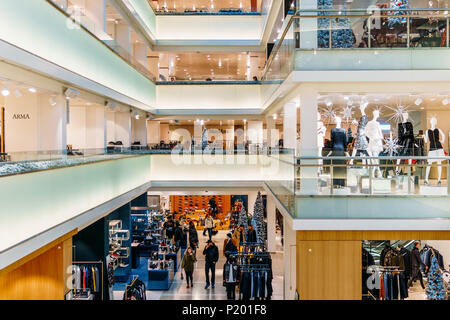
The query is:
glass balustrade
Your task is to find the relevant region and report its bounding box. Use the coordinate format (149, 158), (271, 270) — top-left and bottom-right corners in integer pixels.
(150, 0), (262, 15)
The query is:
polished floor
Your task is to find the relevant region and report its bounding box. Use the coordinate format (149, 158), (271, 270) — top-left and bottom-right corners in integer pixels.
(114, 230), (284, 300)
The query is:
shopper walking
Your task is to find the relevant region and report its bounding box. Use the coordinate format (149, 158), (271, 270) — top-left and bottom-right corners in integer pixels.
(173, 221), (183, 248)
(203, 240), (219, 289)
(223, 232), (237, 257)
(188, 221), (199, 256)
(181, 247), (196, 288)
(163, 217), (175, 244)
(204, 214), (215, 241)
(408, 241), (428, 289)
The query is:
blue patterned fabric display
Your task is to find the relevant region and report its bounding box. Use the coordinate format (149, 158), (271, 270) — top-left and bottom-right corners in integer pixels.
(426, 255), (446, 300)
(388, 0), (410, 28)
(317, 0), (355, 48)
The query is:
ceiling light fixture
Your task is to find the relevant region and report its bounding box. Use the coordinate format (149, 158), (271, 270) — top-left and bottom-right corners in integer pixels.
(28, 87), (36, 93)
(49, 97), (57, 106)
(415, 97), (423, 106)
(1, 87), (10, 97)
(443, 98), (449, 106)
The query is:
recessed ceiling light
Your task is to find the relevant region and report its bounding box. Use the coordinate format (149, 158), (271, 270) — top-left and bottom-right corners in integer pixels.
(415, 97), (423, 106)
(28, 87), (36, 93)
(1, 87), (10, 97)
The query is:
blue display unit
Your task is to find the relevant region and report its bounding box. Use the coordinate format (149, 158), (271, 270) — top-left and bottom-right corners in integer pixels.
(148, 261), (174, 290)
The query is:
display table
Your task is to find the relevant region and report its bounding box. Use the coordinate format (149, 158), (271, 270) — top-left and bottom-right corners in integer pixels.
(158, 248), (182, 272)
(148, 260), (174, 290)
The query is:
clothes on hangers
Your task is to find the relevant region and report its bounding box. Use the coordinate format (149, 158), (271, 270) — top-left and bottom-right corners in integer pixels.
(123, 278), (146, 300)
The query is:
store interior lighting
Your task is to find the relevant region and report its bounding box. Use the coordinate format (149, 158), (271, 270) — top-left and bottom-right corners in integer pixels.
(415, 97), (423, 106)
(14, 88), (22, 98)
(1, 86), (10, 97)
(28, 87), (36, 93)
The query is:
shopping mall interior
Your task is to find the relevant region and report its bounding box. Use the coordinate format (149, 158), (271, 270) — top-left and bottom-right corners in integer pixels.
(1, 0), (450, 304)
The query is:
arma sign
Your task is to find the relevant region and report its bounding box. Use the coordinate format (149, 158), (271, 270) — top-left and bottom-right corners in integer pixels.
(12, 113), (31, 120)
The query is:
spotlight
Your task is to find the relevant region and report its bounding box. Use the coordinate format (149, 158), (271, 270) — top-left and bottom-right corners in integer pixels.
(273, 114), (277, 120)
(326, 99), (332, 107)
(415, 97), (423, 106)
(64, 87), (80, 99)
(105, 101), (117, 110)
(28, 87), (37, 93)
(443, 98), (449, 106)
(1, 87), (10, 97)
(49, 97), (57, 106)
(14, 89), (22, 98)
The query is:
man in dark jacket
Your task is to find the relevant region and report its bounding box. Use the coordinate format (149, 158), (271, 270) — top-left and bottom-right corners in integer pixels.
(173, 221), (183, 248)
(408, 241), (428, 289)
(203, 240), (219, 289)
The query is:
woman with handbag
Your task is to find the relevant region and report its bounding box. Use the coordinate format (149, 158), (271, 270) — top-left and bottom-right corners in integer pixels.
(204, 214), (215, 241)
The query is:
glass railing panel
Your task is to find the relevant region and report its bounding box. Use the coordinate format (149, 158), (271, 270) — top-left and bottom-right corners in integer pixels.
(294, 154), (450, 197)
(409, 16), (447, 48)
(150, 0), (262, 15)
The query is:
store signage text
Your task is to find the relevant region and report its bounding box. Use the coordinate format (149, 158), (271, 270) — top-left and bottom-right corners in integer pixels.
(12, 114), (31, 120)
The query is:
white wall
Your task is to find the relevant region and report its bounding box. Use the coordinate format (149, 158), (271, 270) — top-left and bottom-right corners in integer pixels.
(106, 111), (131, 147)
(4, 91), (66, 154)
(67, 104), (105, 150)
(157, 85), (261, 110)
(147, 120), (161, 144)
(156, 16), (262, 43)
(131, 117), (147, 146)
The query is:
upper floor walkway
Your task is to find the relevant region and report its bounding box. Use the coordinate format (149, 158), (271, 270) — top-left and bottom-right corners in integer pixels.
(1, 147), (450, 269)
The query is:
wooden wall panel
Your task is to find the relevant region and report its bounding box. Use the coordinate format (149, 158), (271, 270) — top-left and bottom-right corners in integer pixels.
(297, 240), (361, 300)
(62, 238), (73, 295)
(296, 231), (450, 241)
(0, 243), (64, 300)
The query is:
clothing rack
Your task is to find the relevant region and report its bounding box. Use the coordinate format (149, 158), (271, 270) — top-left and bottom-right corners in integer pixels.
(72, 260), (104, 300)
(124, 275), (139, 300)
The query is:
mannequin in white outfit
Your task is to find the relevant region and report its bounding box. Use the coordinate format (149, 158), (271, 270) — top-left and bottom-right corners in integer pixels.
(365, 110), (384, 177)
(424, 117), (445, 185)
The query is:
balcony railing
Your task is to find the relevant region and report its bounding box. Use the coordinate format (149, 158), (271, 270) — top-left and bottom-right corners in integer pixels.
(261, 8), (450, 100)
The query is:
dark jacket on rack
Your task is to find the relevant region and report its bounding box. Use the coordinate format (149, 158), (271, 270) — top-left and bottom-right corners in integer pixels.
(411, 247), (426, 269)
(400, 247), (412, 277)
(223, 261), (240, 284)
(246, 228), (257, 243)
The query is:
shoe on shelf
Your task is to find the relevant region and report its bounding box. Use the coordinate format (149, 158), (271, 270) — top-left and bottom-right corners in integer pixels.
(424, 180), (429, 185)
(212, 284), (215, 289)
(205, 284), (210, 289)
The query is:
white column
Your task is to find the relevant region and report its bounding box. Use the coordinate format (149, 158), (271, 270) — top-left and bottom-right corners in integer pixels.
(283, 216), (297, 300)
(115, 22), (131, 54)
(247, 120), (263, 145)
(148, 54), (159, 80)
(133, 43), (147, 68)
(283, 101), (297, 150)
(248, 191), (258, 217)
(267, 194), (276, 252)
(299, 0), (318, 49)
(85, 105), (106, 149)
(147, 120), (160, 145)
(38, 93), (66, 152)
(248, 55), (260, 80)
(132, 117), (148, 146)
(299, 87), (319, 194)
(266, 115), (278, 148)
(85, 0), (106, 33)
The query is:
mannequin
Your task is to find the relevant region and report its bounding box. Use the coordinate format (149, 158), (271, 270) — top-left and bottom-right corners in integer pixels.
(396, 112), (414, 173)
(424, 117), (445, 185)
(365, 110), (384, 177)
(349, 103), (369, 165)
(317, 112), (326, 172)
(328, 117), (349, 187)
